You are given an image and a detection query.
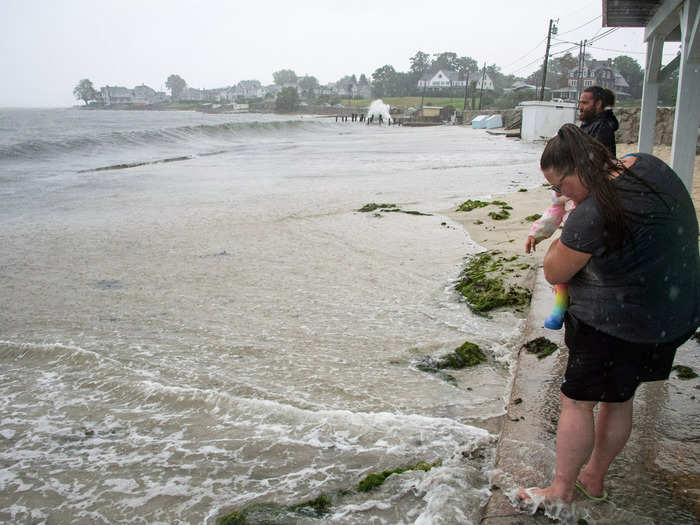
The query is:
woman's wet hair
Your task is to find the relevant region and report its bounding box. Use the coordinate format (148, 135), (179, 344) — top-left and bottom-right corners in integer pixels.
(583, 85), (615, 108)
(541, 123), (630, 251)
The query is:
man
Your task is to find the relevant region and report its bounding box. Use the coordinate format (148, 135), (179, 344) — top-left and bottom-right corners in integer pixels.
(578, 86), (618, 156)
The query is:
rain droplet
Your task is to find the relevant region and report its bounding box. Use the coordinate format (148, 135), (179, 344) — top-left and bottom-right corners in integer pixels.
(669, 286), (680, 300)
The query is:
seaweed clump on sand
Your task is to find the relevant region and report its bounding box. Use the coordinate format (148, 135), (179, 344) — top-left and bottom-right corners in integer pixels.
(217, 494), (331, 525)
(357, 203), (398, 212)
(457, 199), (491, 212)
(455, 251), (532, 313)
(524, 213), (542, 222)
(672, 365), (698, 379)
(357, 203), (432, 216)
(488, 200), (513, 221)
(522, 337), (558, 359)
(415, 341), (487, 383)
(357, 461), (440, 492)
(456, 199), (513, 221)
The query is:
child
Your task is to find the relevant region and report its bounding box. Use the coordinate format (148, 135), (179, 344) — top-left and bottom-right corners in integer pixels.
(525, 191), (576, 329)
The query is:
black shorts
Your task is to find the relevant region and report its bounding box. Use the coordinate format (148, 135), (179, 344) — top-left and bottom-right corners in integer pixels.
(562, 313), (691, 403)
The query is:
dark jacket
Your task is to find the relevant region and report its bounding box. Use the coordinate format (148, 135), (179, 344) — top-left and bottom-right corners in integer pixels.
(580, 109), (619, 156)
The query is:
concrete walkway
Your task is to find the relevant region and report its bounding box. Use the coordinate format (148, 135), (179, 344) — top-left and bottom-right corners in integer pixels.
(481, 270), (700, 524)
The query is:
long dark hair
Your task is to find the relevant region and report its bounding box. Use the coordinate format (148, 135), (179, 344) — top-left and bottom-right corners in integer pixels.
(541, 123), (630, 251)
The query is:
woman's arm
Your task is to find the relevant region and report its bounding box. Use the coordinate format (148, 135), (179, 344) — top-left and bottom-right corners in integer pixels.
(543, 238), (591, 284)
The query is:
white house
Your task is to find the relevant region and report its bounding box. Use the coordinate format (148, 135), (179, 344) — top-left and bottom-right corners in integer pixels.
(418, 69), (494, 91)
(100, 86), (134, 105)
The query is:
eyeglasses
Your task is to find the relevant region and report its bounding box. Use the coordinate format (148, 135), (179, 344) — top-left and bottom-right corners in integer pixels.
(550, 174), (568, 194)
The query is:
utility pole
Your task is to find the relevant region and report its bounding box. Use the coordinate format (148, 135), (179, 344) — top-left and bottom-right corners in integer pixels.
(540, 18), (557, 101)
(478, 62), (487, 110)
(575, 39), (587, 102)
(463, 69), (471, 112)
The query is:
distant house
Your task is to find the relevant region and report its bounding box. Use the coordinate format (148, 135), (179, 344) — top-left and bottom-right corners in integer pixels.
(101, 86), (134, 105)
(180, 87), (228, 102)
(551, 59), (630, 101)
(418, 69), (494, 91)
(352, 82), (372, 99)
(230, 80), (264, 100)
(316, 84), (338, 97)
(132, 84), (156, 105)
(505, 81), (539, 93)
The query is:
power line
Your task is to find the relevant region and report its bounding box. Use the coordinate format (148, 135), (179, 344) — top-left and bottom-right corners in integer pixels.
(587, 27), (619, 44)
(585, 44), (678, 55)
(502, 37), (548, 69)
(557, 15), (601, 36)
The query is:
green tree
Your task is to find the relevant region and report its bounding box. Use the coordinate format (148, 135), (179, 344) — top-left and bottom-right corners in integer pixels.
(613, 55), (644, 98)
(371, 65), (398, 98)
(455, 56), (479, 75)
(410, 51), (432, 76)
(275, 86), (299, 112)
(298, 75), (319, 98)
(73, 78), (96, 105)
(273, 69), (298, 85)
(431, 52), (459, 73)
(166, 74), (186, 100)
(527, 52), (580, 90)
(658, 67), (678, 106)
(359, 73), (368, 85)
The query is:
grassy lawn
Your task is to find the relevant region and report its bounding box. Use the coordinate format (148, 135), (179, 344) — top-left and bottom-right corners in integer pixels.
(340, 97), (480, 111)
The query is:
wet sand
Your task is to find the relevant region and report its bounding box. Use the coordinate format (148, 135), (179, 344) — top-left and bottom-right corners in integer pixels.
(448, 146), (700, 524)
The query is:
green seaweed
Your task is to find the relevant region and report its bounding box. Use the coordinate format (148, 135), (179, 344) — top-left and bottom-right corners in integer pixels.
(523, 337), (558, 359)
(519, 188), (528, 192)
(672, 365), (698, 379)
(357, 461), (440, 492)
(473, 219), (484, 225)
(417, 341), (487, 377)
(290, 494), (332, 516)
(358, 203), (431, 216)
(357, 203), (398, 212)
(216, 494), (331, 524)
(217, 512), (249, 525)
(524, 213), (542, 222)
(402, 210), (432, 216)
(488, 209), (511, 220)
(457, 199), (491, 212)
(447, 341), (487, 367)
(455, 252), (531, 313)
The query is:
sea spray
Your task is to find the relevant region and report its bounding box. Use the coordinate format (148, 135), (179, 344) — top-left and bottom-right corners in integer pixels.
(366, 99), (392, 124)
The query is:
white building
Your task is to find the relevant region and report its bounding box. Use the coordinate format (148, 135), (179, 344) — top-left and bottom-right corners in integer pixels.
(418, 69), (494, 91)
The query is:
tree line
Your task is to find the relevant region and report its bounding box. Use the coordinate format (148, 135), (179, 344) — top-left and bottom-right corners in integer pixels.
(74, 50), (680, 109)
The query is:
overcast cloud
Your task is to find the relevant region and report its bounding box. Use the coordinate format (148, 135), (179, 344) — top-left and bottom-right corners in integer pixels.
(0, 0), (681, 107)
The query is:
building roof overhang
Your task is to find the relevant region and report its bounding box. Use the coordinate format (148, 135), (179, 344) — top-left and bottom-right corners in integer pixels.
(602, 0), (682, 41)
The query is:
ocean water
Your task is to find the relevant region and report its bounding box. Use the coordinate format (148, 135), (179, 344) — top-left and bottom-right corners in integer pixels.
(0, 108), (545, 524)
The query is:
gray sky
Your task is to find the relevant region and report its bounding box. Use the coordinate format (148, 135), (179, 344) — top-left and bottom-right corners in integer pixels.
(1, 0), (681, 107)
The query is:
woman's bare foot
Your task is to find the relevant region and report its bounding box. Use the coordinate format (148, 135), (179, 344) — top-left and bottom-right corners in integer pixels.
(576, 471), (605, 499)
(517, 485), (574, 509)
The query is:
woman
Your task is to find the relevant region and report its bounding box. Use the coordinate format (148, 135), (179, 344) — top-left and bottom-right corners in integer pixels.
(518, 123), (699, 508)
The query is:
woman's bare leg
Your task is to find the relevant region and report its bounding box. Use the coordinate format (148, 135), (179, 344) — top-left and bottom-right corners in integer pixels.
(519, 393), (596, 503)
(577, 399), (633, 497)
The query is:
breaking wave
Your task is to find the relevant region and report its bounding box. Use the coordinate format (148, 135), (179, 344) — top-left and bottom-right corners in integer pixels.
(0, 119), (326, 161)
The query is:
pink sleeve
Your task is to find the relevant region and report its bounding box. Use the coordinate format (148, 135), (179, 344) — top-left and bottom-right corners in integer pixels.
(529, 192), (568, 241)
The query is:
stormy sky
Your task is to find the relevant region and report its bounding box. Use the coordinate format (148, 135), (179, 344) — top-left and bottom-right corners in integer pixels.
(0, 0), (681, 107)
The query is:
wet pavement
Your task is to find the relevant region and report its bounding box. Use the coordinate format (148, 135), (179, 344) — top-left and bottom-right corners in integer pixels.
(482, 270), (700, 525)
